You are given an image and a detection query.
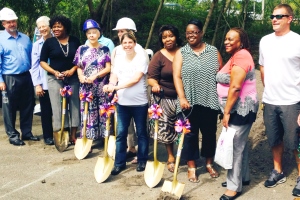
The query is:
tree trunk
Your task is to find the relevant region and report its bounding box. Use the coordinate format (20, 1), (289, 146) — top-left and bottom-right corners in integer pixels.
(101, 0), (110, 25)
(202, 0), (218, 36)
(212, 0), (225, 46)
(242, 0), (250, 29)
(145, 0), (165, 49)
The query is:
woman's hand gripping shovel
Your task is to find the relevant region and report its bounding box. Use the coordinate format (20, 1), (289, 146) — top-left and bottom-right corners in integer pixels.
(94, 94), (117, 183)
(144, 89), (165, 188)
(54, 85), (72, 152)
(161, 110), (192, 199)
(74, 90), (94, 160)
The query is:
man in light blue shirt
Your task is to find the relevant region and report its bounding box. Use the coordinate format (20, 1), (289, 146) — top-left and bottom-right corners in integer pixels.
(0, 7), (39, 146)
(85, 22), (114, 54)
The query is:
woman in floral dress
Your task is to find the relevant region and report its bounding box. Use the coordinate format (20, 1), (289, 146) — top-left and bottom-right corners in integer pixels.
(73, 19), (111, 140)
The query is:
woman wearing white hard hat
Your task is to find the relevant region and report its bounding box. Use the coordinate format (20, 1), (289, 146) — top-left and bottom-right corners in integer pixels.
(111, 17), (149, 164)
(73, 19), (111, 142)
(30, 16), (54, 145)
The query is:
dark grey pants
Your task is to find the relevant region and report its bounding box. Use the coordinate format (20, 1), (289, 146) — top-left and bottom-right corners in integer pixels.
(2, 72), (35, 141)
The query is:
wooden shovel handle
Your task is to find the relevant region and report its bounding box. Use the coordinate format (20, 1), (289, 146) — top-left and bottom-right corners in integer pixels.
(173, 133), (185, 182)
(153, 120), (158, 162)
(104, 117), (111, 157)
(82, 101), (89, 138)
(60, 97), (66, 131)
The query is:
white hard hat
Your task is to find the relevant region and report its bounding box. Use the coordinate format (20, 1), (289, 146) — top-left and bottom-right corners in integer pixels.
(113, 17), (137, 32)
(0, 7), (18, 21)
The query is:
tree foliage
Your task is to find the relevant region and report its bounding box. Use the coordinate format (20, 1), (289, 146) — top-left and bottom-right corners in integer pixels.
(1, 0), (300, 64)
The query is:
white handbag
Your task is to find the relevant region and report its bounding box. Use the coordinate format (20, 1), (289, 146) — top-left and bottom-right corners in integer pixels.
(214, 127), (236, 169)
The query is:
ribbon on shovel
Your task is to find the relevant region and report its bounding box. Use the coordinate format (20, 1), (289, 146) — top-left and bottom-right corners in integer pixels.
(148, 104), (163, 120)
(80, 91), (93, 102)
(60, 85), (72, 97)
(100, 94), (118, 118)
(175, 118), (191, 134)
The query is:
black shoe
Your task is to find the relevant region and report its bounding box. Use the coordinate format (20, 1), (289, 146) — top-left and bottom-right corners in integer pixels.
(22, 136), (40, 141)
(220, 192), (242, 200)
(9, 139), (25, 146)
(221, 181), (250, 187)
(111, 166), (126, 175)
(136, 162), (146, 172)
(126, 151), (137, 159)
(44, 138), (54, 145)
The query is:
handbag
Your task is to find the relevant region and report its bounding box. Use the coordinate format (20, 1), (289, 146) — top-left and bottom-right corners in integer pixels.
(214, 127), (236, 169)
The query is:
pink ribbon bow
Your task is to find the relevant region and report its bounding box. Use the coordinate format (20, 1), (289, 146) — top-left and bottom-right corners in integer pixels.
(175, 118), (191, 134)
(148, 104), (162, 120)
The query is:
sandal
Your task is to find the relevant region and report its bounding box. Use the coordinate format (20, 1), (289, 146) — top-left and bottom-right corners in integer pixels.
(206, 164), (219, 178)
(167, 161), (175, 173)
(188, 168), (200, 183)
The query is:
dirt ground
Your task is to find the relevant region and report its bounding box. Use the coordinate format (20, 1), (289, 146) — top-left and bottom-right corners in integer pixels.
(0, 70), (299, 200)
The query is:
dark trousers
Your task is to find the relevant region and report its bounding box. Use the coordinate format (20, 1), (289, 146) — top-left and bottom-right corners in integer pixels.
(181, 105), (218, 160)
(2, 72), (35, 141)
(39, 90), (53, 139)
(115, 104), (149, 167)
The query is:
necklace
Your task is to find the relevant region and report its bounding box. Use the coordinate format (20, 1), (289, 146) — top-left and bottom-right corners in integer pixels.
(56, 37), (69, 57)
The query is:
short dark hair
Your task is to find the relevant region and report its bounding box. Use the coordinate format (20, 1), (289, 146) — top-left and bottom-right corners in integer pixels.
(158, 25), (183, 48)
(187, 19), (203, 31)
(229, 27), (250, 51)
(50, 15), (72, 35)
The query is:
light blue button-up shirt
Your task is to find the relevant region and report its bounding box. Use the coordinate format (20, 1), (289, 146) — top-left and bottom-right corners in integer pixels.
(85, 35), (115, 54)
(0, 30), (32, 82)
(30, 37), (48, 89)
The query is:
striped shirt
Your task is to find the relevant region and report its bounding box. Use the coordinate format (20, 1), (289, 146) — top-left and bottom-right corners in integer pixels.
(180, 43), (220, 110)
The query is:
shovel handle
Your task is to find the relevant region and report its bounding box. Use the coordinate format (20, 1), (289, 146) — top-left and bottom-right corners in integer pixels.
(104, 117), (111, 157)
(153, 120), (158, 162)
(60, 97), (67, 131)
(173, 133), (185, 182)
(82, 101), (89, 138)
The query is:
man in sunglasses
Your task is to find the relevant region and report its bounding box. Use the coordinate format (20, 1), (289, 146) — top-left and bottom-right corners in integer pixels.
(259, 4), (300, 197)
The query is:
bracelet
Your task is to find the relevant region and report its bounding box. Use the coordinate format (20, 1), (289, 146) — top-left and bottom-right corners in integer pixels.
(109, 82), (116, 86)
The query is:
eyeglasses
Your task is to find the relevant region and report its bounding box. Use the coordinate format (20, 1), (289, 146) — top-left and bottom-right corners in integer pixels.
(185, 31), (201, 36)
(270, 15), (289, 19)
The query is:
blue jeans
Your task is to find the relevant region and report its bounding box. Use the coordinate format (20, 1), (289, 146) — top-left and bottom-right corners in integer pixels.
(115, 104), (149, 167)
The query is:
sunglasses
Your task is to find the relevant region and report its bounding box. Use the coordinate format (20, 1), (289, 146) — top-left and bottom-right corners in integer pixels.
(270, 14), (289, 19)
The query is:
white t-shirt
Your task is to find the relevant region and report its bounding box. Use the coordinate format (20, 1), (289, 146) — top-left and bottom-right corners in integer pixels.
(113, 53), (148, 105)
(259, 31), (300, 105)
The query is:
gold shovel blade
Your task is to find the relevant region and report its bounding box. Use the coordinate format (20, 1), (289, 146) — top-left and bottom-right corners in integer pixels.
(74, 137), (93, 160)
(94, 156), (114, 183)
(53, 130), (69, 153)
(161, 179), (185, 199)
(144, 160), (165, 188)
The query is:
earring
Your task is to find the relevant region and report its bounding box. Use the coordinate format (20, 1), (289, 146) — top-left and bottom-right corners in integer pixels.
(240, 44), (243, 49)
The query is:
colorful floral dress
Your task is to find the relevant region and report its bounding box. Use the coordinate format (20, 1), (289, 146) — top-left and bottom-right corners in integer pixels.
(73, 45), (111, 139)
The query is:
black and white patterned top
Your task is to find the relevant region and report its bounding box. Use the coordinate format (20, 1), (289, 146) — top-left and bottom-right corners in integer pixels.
(179, 43), (220, 111)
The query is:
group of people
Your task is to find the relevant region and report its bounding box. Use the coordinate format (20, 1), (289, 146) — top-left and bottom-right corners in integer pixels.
(0, 3), (300, 199)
